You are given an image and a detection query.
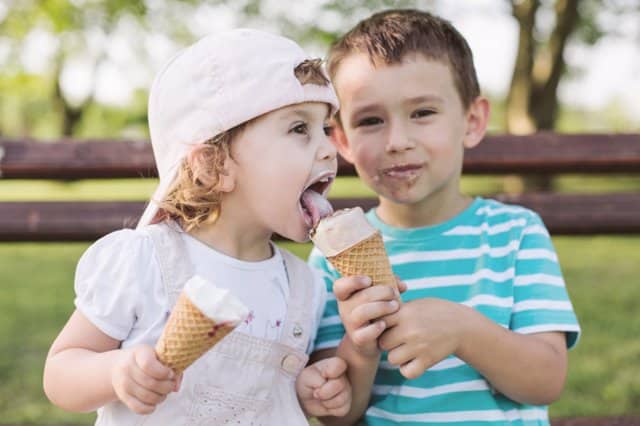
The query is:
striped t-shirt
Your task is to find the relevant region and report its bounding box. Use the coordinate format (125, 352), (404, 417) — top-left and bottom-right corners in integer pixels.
(309, 197), (581, 426)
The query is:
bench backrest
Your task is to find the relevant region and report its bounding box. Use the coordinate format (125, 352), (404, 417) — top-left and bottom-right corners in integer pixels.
(1, 133), (639, 240)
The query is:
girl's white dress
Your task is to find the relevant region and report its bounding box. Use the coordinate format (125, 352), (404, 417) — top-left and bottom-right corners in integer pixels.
(74, 221), (326, 425)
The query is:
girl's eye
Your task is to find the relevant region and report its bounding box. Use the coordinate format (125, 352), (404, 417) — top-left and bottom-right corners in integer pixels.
(290, 122), (308, 135)
(412, 109), (435, 119)
(357, 117), (383, 127)
(323, 125), (333, 137)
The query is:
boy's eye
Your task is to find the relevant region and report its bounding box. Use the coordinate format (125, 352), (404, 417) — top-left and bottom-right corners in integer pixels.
(412, 109), (436, 119)
(356, 117), (383, 127)
(323, 125), (333, 137)
(290, 122), (308, 135)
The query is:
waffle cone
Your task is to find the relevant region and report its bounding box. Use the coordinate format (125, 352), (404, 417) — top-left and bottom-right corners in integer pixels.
(327, 232), (396, 290)
(155, 292), (235, 374)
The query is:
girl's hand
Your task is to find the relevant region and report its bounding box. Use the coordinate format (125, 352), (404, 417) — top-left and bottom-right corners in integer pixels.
(110, 345), (180, 414)
(333, 275), (402, 357)
(296, 357), (352, 417)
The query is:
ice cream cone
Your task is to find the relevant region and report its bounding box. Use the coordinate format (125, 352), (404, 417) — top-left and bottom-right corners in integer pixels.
(155, 276), (248, 374)
(312, 207), (397, 291)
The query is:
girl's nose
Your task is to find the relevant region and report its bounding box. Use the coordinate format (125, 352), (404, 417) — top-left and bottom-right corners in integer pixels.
(318, 133), (338, 161)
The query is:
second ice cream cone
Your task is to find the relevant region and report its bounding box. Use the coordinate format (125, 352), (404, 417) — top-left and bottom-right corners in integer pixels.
(155, 293), (235, 374)
(155, 276), (248, 374)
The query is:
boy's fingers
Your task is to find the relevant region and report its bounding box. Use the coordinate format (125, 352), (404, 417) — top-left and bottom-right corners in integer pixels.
(351, 320), (386, 347)
(333, 276), (371, 301)
(134, 345), (174, 380)
(395, 276), (408, 293)
(351, 300), (399, 326)
(400, 358), (426, 380)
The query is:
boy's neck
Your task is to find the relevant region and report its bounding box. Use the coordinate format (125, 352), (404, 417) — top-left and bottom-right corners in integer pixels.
(376, 191), (472, 229)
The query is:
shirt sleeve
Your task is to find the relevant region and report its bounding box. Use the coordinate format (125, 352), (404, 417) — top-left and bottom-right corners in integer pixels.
(74, 229), (158, 341)
(308, 246), (344, 351)
(510, 212), (581, 349)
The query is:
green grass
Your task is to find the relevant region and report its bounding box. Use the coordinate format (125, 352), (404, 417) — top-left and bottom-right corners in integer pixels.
(1, 176), (640, 423)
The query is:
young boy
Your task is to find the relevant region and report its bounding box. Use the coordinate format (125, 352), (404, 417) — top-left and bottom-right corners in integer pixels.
(310, 9), (581, 425)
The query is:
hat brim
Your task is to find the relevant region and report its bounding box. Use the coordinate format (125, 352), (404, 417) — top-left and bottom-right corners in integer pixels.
(136, 164), (179, 229)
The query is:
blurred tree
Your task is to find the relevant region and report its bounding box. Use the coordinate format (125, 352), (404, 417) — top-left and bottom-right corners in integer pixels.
(506, 0), (638, 134)
(0, 0), (200, 136)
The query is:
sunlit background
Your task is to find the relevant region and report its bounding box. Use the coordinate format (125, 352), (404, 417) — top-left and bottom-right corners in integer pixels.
(1, 0), (639, 424)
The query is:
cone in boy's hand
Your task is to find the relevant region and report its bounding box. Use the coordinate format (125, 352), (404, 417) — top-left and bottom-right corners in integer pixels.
(310, 207), (397, 292)
(155, 276), (249, 374)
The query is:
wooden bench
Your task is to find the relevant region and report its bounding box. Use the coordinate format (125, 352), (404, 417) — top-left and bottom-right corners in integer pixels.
(1, 133), (639, 241)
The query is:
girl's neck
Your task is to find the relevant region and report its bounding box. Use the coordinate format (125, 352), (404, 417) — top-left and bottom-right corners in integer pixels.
(186, 214), (273, 262)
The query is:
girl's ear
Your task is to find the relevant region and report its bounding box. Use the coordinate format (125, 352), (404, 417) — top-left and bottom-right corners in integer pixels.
(216, 156), (236, 193)
(463, 96), (490, 149)
(330, 122), (355, 164)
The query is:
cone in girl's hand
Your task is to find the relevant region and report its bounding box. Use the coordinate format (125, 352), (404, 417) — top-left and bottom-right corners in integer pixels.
(310, 207), (397, 292)
(155, 276), (249, 374)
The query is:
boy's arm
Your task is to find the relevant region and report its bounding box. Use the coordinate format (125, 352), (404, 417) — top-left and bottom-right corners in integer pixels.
(379, 299), (567, 405)
(311, 276), (400, 425)
(43, 309), (177, 413)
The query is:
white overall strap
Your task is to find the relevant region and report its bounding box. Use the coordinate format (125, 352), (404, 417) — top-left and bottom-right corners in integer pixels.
(145, 221), (194, 307)
(279, 248), (316, 353)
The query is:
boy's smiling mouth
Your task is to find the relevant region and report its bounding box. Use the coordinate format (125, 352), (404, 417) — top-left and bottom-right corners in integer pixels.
(299, 172), (335, 229)
(382, 163), (424, 180)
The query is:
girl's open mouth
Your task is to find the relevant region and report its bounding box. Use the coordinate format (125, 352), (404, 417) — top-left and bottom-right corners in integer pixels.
(299, 174), (335, 230)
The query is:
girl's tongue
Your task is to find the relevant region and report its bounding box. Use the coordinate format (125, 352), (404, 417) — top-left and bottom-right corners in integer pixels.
(301, 189), (333, 229)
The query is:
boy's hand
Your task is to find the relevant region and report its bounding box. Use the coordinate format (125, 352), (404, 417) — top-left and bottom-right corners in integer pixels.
(334, 275), (402, 357)
(110, 345), (181, 414)
(378, 298), (467, 379)
(296, 357), (351, 417)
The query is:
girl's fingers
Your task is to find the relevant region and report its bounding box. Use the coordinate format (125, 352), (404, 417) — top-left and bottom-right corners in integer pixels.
(134, 346), (174, 380)
(313, 377), (345, 401)
(130, 362), (177, 397)
(322, 390), (351, 412)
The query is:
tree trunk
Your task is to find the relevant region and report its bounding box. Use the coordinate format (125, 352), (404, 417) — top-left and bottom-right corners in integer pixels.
(505, 0), (580, 191)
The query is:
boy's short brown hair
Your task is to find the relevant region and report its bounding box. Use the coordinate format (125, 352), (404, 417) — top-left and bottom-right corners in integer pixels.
(327, 9), (480, 109)
(154, 59), (331, 230)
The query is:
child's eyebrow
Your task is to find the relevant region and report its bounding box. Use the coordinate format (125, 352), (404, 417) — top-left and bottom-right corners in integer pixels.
(406, 95), (444, 105)
(280, 108), (325, 122)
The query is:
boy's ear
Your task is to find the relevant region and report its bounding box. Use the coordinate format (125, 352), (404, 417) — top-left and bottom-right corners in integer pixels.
(463, 96), (490, 149)
(330, 122), (355, 164)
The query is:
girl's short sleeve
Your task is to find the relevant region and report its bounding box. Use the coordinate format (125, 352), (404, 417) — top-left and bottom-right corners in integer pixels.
(74, 229), (159, 341)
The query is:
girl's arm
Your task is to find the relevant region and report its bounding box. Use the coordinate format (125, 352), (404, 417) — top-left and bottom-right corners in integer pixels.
(43, 310), (177, 414)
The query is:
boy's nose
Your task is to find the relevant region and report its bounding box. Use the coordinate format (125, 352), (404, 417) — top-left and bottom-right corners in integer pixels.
(385, 122), (415, 153)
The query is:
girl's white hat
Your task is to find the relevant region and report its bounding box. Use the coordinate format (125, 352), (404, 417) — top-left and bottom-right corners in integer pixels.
(137, 29), (339, 229)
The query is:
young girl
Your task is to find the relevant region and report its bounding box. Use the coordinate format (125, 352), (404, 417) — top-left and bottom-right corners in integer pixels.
(43, 29), (351, 424)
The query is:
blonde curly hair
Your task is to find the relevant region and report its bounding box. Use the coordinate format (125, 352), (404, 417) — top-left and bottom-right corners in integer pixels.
(153, 125), (244, 231)
(152, 58), (330, 230)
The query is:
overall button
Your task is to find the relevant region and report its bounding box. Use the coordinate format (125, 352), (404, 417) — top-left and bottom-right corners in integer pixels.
(292, 324), (303, 338)
(281, 354), (302, 374)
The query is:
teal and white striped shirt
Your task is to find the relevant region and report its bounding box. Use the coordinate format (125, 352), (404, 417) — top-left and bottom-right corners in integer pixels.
(309, 197), (581, 426)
